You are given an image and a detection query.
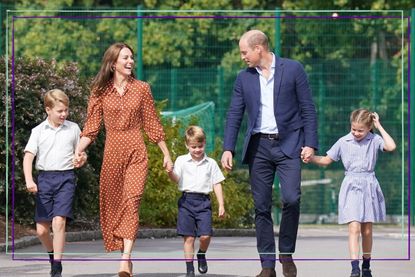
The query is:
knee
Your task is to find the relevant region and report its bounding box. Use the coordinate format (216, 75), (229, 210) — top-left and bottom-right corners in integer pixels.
(199, 235), (210, 244)
(361, 227), (371, 237)
(52, 217), (66, 232)
(349, 225), (361, 236)
(184, 236), (195, 245)
(36, 227), (50, 238)
(282, 196), (300, 209)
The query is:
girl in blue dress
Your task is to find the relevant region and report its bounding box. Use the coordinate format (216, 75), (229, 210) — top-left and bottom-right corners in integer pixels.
(309, 109), (396, 277)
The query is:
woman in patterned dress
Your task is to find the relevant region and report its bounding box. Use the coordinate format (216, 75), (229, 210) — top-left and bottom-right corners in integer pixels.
(308, 109), (396, 277)
(75, 42), (173, 276)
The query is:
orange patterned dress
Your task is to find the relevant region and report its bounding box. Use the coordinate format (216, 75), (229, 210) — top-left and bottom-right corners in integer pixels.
(81, 77), (165, 252)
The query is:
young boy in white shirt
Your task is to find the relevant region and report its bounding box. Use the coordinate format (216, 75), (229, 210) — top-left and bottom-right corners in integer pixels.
(23, 89), (86, 277)
(168, 125), (225, 277)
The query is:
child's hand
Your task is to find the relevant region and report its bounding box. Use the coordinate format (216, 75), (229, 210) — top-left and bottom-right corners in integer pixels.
(218, 206), (225, 219)
(26, 181), (38, 194)
(372, 112), (380, 129)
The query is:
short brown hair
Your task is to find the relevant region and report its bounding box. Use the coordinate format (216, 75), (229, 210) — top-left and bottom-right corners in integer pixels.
(44, 89), (69, 109)
(185, 125), (206, 144)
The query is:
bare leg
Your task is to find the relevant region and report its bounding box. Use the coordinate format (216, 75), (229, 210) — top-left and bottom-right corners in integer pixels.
(199, 235), (211, 252)
(184, 236), (195, 261)
(348, 221), (361, 259)
(119, 238), (135, 274)
(361, 222), (373, 258)
(51, 216), (66, 261)
(36, 222), (53, 252)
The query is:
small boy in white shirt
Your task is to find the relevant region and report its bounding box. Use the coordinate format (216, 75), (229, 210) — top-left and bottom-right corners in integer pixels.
(23, 89), (86, 277)
(168, 125), (225, 277)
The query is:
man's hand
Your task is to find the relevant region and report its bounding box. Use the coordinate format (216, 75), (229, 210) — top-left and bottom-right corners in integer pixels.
(221, 151), (233, 171)
(301, 146), (315, 163)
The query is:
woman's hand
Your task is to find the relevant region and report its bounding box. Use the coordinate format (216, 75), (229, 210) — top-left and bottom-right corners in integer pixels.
(163, 155), (173, 172)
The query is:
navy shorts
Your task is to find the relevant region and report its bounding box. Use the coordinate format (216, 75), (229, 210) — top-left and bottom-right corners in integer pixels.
(177, 192), (212, 237)
(35, 170), (76, 223)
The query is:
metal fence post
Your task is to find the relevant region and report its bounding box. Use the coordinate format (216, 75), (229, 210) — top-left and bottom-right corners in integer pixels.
(170, 69), (177, 111)
(217, 66), (224, 138)
(136, 5), (143, 80)
(410, 8), (415, 226)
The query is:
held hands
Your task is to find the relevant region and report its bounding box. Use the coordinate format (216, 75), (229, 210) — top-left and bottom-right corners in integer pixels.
(163, 155), (174, 173)
(301, 146), (315, 163)
(73, 151), (87, 168)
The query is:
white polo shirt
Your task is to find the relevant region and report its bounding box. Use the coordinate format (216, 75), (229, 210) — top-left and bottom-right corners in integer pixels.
(173, 153), (225, 194)
(24, 119), (81, 171)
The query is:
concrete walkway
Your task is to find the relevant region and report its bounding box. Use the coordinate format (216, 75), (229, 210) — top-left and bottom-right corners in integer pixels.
(1, 225), (414, 276)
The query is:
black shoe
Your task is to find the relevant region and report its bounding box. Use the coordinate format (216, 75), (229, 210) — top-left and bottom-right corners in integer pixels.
(350, 268), (361, 277)
(256, 268), (277, 277)
(50, 262), (62, 277)
(186, 271), (195, 277)
(279, 254), (297, 277)
(362, 268), (372, 277)
(197, 252), (208, 274)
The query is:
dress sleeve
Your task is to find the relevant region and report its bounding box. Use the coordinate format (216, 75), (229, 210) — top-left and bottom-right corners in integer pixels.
(80, 92), (103, 142)
(326, 139), (342, 162)
(374, 133), (385, 152)
(141, 83), (166, 143)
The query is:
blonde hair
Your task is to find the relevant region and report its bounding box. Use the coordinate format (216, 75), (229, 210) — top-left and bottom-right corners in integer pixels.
(44, 89), (69, 109)
(185, 125), (206, 144)
(91, 42), (135, 95)
(350, 108), (374, 130)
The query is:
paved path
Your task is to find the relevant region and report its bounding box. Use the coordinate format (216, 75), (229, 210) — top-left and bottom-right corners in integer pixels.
(1, 225), (414, 276)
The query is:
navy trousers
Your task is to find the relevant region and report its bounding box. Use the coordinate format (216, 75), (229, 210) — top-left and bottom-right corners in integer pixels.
(246, 134), (301, 269)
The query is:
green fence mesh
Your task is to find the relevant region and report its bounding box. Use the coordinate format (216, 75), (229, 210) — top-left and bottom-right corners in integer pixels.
(4, 8), (408, 223)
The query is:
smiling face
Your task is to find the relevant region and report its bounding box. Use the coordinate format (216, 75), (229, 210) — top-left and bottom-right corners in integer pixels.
(113, 47), (134, 78)
(186, 140), (206, 161)
(350, 121), (371, 141)
(46, 102), (68, 128)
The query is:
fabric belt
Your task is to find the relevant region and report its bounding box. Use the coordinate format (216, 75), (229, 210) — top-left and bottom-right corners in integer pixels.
(182, 192), (210, 199)
(38, 169), (74, 174)
(257, 133), (279, 140)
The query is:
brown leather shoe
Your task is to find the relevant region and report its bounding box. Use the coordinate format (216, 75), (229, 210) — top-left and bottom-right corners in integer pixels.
(279, 254), (297, 277)
(256, 268), (277, 277)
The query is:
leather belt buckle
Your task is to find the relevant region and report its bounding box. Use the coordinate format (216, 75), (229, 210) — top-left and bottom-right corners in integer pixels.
(260, 133), (279, 140)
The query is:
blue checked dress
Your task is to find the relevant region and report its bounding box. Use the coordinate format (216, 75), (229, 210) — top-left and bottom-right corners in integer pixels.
(327, 132), (386, 224)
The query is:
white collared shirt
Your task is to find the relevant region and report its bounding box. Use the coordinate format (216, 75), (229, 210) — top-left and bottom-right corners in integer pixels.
(24, 119), (81, 170)
(173, 153), (225, 194)
(253, 53), (279, 134)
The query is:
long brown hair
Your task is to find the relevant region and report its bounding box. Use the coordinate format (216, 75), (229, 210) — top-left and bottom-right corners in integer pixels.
(91, 42), (135, 95)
